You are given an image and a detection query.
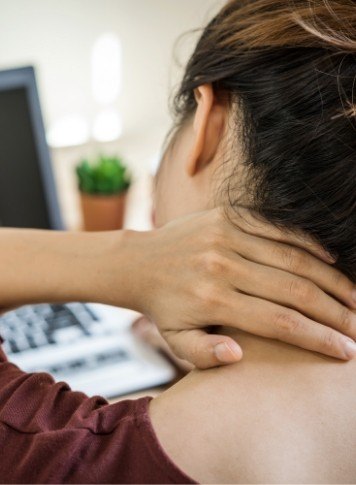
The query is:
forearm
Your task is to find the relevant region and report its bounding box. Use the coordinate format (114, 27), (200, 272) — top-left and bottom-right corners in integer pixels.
(0, 228), (140, 309)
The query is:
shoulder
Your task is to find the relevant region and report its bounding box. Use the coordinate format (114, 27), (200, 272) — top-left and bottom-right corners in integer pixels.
(0, 347), (195, 483)
(150, 332), (356, 483)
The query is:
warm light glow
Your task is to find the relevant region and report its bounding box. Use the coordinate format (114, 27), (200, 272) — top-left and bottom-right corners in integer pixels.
(92, 109), (122, 142)
(47, 33), (122, 147)
(150, 152), (162, 175)
(91, 33), (121, 105)
(47, 114), (90, 148)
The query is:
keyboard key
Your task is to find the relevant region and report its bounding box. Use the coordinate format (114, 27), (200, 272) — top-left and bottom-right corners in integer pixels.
(44, 331), (56, 345)
(2, 340), (12, 355)
(33, 304), (52, 317)
(0, 302), (100, 354)
(9, 339), (19, 354)
(26, 335), (37, 349)
(88, 323), (107, 336)
(84, 306), (99, 321)
(53, 326), (86, 344)
(96, 349), (130, 364)
(68, 359), (86, 370)
(31, 331), (48, 348)
(50, 304), (65, 313)
(15, 337), (30, 352)
(50, 364), (65, 374)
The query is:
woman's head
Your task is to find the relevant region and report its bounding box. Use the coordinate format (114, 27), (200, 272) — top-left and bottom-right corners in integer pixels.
(154, 0), (356, 280)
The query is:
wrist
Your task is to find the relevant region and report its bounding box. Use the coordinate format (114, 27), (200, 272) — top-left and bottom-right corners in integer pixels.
(85, 229), (151, 311)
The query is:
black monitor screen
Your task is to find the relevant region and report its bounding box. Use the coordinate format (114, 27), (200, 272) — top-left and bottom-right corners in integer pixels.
(0, 87), (51, 228)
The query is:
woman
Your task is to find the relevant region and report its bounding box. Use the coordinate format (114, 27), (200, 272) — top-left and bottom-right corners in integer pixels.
(0, 0), (356, 483)
(150, 0), (356, 482)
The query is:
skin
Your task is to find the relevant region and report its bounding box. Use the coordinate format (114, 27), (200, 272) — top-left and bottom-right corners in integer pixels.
(1, 203), (356, 368)
(149, 84), (356, 483)
(150, 330), (356, 483)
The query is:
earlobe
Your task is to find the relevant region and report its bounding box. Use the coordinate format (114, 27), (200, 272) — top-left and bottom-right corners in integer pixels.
(185, 84), (225, 177)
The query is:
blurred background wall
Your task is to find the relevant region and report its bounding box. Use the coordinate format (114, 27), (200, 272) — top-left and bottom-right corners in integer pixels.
(0, 0), (224, 228)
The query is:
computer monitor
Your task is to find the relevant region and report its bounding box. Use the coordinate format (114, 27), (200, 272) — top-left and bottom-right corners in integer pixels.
(0, 66), (63, 229)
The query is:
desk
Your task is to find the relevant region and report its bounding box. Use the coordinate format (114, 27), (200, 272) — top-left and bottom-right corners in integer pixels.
(110, 367), (187, 403)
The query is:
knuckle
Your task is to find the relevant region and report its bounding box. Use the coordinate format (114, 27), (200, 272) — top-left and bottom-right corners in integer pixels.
(332, 270), (343, 287)
(304, 283), (319, 305)
(321, 330), (337, 353)
(190, 340), (202, 363)
(288, 278), (317, 304)
(195, 284), (222, 309)
(338, 307), (353, 333)
(274, 311), (301, 336)
(332, 269), (350, 291)
(202, 250), (227, 275)
(282, 246), (306, 273)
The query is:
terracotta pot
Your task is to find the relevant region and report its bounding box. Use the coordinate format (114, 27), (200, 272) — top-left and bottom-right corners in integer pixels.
(80, 192), (127, 231)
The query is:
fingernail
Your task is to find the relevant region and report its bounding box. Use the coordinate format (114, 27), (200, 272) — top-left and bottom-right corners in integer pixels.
(344, 340), (356, 360)
(214, 342), (241, 363)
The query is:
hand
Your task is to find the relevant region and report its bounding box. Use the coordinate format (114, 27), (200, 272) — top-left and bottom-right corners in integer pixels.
(128, 207), (356, 369)
(132, 316), (194, 373)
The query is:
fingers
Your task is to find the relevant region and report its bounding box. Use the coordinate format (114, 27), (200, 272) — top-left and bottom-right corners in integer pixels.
(215, 291), (356, 360)
(226, 231), (356, 309)
(164, 328), (243, 369)
(227, 206), (335, 263)
(225, 257), (356, 340)
(132, 317), (194, 372)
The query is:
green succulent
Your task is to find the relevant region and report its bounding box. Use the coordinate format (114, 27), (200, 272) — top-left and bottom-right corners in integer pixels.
(76, 155), (131, 195)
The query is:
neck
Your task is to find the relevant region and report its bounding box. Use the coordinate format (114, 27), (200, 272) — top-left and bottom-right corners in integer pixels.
(150, 327), (356, 484)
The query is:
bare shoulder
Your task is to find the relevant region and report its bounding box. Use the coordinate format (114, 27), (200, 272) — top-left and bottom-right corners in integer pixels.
(150, 331), (356, 484)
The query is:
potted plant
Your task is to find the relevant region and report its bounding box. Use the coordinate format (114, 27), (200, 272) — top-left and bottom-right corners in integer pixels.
(76, 155), (131, 231)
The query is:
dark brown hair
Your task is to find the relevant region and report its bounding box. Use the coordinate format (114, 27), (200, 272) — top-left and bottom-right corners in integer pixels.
(172, 0), (356, 280)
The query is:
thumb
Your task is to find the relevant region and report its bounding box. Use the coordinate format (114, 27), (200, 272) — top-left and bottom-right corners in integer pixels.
(165, 329), (243, 369)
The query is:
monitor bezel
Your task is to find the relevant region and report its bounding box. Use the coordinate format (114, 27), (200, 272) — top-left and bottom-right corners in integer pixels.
(0, 66), (64, 230)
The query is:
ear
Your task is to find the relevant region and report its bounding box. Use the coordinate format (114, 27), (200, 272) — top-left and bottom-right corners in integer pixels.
(185, 84), (226, 177)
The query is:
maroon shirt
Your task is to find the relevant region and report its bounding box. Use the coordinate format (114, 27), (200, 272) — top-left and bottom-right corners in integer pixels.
(0, 336), (196, 484)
